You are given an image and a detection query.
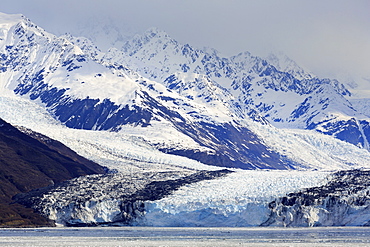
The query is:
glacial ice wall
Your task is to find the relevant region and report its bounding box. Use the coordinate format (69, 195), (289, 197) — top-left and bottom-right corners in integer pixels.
(15, 168), (370, 227)
(15, 170), (232, 226)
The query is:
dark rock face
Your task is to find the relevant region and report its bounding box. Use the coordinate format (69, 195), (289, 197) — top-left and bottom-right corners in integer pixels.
(14, 169), (233, 226)
(262, 170), (370, 227)
(0, 118), (105, 227)
(0, 118), (104, 200)
(53, 98), (153, 130)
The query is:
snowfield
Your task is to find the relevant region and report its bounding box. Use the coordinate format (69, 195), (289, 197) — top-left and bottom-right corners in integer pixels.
(0, 93), (216, 173)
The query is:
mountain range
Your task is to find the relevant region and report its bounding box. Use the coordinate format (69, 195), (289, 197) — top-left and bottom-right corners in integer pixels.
(1, 12), (370, 227)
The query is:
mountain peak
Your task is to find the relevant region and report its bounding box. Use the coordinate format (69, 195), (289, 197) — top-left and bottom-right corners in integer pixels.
(121, 27), (176, 56)
(265, 52), (315, 80)
(0, 11), (54, 45)
(0, 12), (27, 37)
(144, 27), (171, 38)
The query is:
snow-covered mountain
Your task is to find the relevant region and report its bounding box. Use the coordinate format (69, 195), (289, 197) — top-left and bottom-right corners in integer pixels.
(2, 12), (370, 227)
(104, 27), (370, 150)
(264, 52), (315, 80)
(0, 13), (301, 170)
(2, 12), (370, 169)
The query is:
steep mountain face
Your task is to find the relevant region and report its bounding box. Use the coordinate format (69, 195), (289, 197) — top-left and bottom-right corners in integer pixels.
(0, 117), (105, 227)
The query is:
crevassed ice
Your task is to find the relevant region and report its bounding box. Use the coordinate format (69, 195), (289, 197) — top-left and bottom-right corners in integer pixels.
(142, 170), (329, 227)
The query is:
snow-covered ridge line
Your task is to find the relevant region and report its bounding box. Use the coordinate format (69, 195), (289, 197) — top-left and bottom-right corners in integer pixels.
(0, 94), (219, 173)
(2, 87), (370, 173)
(111, 24), (370, 150)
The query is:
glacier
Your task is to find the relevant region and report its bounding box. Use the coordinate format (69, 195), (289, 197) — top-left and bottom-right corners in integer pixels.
(142, 170), (329, 227)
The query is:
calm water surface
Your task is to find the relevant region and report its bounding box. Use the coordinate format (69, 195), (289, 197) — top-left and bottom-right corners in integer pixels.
(1, 227), (369, 246)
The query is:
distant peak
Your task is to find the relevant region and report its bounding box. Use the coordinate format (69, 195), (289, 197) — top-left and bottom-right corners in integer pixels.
(265, 51), (315, 80)
(143, 27), (170, 39)
(236, 51), (252, 57)
(122, 27), (176, 54)
(266, 51), (292, 64)
(0, 12), (54, 41)
(128, 27), (173, 45)
(201, 46), (220, 56)
(67, 15), (135, 51)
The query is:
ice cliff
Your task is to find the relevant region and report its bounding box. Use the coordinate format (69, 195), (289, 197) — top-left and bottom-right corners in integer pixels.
(15, 169), (370, 227)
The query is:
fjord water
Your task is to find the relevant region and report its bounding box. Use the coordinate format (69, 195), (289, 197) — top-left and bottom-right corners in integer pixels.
(1, 227), (370, 246)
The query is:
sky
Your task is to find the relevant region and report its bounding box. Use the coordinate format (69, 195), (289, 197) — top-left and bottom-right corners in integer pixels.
(1, 0), (370, 82)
